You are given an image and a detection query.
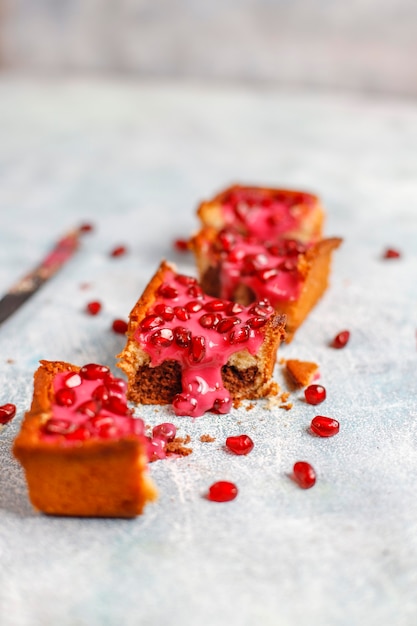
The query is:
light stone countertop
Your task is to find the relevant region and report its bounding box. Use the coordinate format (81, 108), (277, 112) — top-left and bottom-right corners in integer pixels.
(0, 77), (417, 626)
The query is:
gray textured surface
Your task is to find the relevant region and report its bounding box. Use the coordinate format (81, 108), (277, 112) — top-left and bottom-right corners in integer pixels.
(0, 78), (417, 625)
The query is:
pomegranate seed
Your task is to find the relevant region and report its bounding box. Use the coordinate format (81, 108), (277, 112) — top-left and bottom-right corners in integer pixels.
(226, 302), (244, 315)
(158, 284), (179, 299)
(79, 223), (94, 233)
(110, 245), (127, 257)
(106, 381), (126, 399)
(189, 336), (206, 362)
(92, 384), (110, 404)
(112, 319), (128, 334)
(0, 403), (16, 425)
(257, 268), (279, 282)
(63, 372), (82, 388)
(218, 230), (236, 252)
(204, 299), (227, 312)
(186, 300), (203, 314)
(249, 300), (273, 316)
(140, 314), (164, 331)
(86, 301), (101, 315)
(229, 325), (250, 344)
(152, 422), (177, 442)
(77, 400), (100, 418)
(89, 415), (116, 438)
(332, 330), (350, 349)
(173, 239), (189, 253)
(216, 317), (241, 333)
(106, 396), (131, 415)
(172, 393), (198, 415)
(285, 239), (306, 256)
(154, 304), (175, 321)
(187, 285), (203, 299)
(304, 384), (326, 405)
(199, 313), (221, 329)
(55, 388), (76, 407)
(173, 326), (192, 348)
(103, 374), (126, 393)
(174, 306), (190, 321)
(208, 481), (238, 502)
(175, 274), (197, 286)
(43, 418), (74, 435)
(80, 363), (110, 380)
(225, 434), (254, 455)
(65, 425), (91, 442)
(293, 461), (316, 489)
(279, 259), (298, 272)
(247, 316), (267, 329)
(212, 396), (232, 414)
(311, 416), (340, 438)
(383, 248), (401, 259)
(147, 436), (167, 461)
(150, 328), (174, 347)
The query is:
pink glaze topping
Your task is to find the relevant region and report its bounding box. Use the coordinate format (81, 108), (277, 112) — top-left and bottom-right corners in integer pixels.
(220, 187), (316, 240)
(213, 230), (309, 305)
(135, 270), (276, 418)
(40, 364), (145, 445)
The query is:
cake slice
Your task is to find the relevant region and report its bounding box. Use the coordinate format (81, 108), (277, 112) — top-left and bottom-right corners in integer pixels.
(197, 184), (324, 243)
(191, 227), (342, 342)
(117, 261), (286, 418)
(13, 360), (157, 518)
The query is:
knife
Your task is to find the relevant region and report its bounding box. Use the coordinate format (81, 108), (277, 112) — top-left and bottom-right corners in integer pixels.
(0, 225), (91, 325)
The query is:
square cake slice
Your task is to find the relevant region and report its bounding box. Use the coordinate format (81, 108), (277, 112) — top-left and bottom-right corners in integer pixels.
(191, 228), (342, 342)
(13, 360), (157, 518)
(197, 184), (325, 243)
(117, 261), (286, 418)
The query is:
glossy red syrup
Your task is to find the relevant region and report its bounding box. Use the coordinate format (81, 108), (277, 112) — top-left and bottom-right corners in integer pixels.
(208, 481), (238, 502)
(304, 384), (326, 405)
(293, 461), (316, 489)
(225, 434), (254, 455)
(310, 416), (339, 438)
(0, 403), (16, 425)
(135, 270), (276, 418)
(332, 330), (350, 349)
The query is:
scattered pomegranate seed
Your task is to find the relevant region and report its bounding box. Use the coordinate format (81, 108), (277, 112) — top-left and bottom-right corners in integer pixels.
(226, 434), (254, 455)
(173, 326), (192, 348)
(172, 393), (198, 415)
(383, 248), (401, 259)
(158, 284), (178, 299)
(79, 223), (94, 233)
(186, 300), (204, 314)
(110, 245), (127, 258)
(112, 319), (128, 334)
(43, 418), (74, 435)
(150, 328), (174, 347)
(247, 316), (267, 329)
(311, 416), (340, 438)
(189, 336), (206, 362)
(204, 299), (227, 312)
(147, 436), (167, 461)
(187, 285), (203, 299)
(293, 461), (316, 489)
(154, 304), (175, 321)
(106, 396), (131, 416)
(86, 301), (102, 316)
(212, 396), (232, 414)
(229, 326), (250, 344)
(208, 481), (238, 502)
(257, 268), (279, 282)
(63, 372), (82, 388)
(199, 313), (221, 329)
(89, 415), (116, 438)
(226, 302), (244, 315)
(304, 384), (326, 405)
(175, 274), (197, 286)
(173, 239), (189, 253)
(174, 306), (190, 321)
(216, 317), (241, 333)
(65, 425), (91, 442)
(152, 422), (177, 442)
(79, 363), (110, 380)
(332, 330), (350, 349)
(0, 403), (16, 425)
(106, 381), (126, 399)
(92, 384), (110, 404)
(140, 314), (164, 331)
(77, 400), (100, 418)
(55, 388), (76, 407)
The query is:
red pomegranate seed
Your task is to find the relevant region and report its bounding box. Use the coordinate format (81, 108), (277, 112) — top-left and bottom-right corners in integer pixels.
(218, 230), (236, 252)
(304, 384), (326, 405)
(65, 425), (91, 442)
(186, 300), (204, 314)
(158, 284), (178, 299)
(226, 434), (254, 455)
(89, 415), (117, 438)
(79, 223), (94, 233)
(110, 245), (127, 258)
(189, 336), (206, 362)
(187, 285), (203, 299)
(311, 416), (340, 438)
(80, 363), (110, 380)
(332, 330), (350, 349)
(63, 372), (82, 388)
(43, 418), (74, 435)
(152, 422), (177, 442)
(106, 396), (131, 415)
(204, 299), (227, 312)
(199, 313), (221, 329)
(106, 381), (126, 399)
(216, 317), (241, 333)
(208, 481), (238, 502)
(92, 384), (110, 403)
(212, 396), (232, 414)
(226, 302), (244, 315)
(175, 274), (197, 286)
(173, 326), (192, 348)
(247, 316), (267, 329)
(173, 239), (189, 253)
(249, 300), (273, 316)
(77, 400), (100, 418)
(150, 328), (174, 347)
(257, 268), (279, 282)
(0, 403), (16, 425)
(140, 314), (164, 331)
(279, 259), (298, 272)
(293, 461), (316, 489)
(112, 319), (128, 334)
(174, 306), (190, 321)
(86, 301), (101, 316)
(383, 248), (401, 259)
(55, 388), (76, 407)
(229, 325), (250, 344)
(172, 393), (198, 415)
(154, 304), (175, 321)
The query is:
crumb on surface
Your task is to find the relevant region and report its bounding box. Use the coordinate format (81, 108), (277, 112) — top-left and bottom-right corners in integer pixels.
(6, 359), (14, 364)
(200, 434), (216, 443)
(246, 402), (255, 411)
(285, 359), (319, 387)
(166, 437), (193, 456)
(280, 402), (293, 411)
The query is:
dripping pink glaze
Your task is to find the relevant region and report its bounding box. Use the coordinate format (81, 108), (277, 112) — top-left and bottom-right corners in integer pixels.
(135, 270), (273, 418)
(40, 369), (145, 445)
(214, 231), (309, 305)
(221, 188), (316, 240)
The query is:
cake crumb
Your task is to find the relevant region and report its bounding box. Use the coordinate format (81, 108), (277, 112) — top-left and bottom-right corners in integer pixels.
(166, 437), (193, 457)
(285, 359), (319, 387)
(200, 434), (216, 443)
(6, 359), (14, 364)
(280, 402), (293, 411)
(246, 402), (255, 411)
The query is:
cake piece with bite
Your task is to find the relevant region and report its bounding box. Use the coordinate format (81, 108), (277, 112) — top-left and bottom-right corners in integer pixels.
(13, 360), (157, 518)
(117, 261), (286, 418)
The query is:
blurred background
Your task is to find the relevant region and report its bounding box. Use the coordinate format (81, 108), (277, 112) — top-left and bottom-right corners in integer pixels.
(0, 0), (416, 97)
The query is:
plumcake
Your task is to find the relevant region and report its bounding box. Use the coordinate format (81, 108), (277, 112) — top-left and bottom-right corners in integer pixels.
(191, 227), (342, 342)
(13, 360), (157, 518)
(197, 184), (324, 243)
(117, 261), (286, 418)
